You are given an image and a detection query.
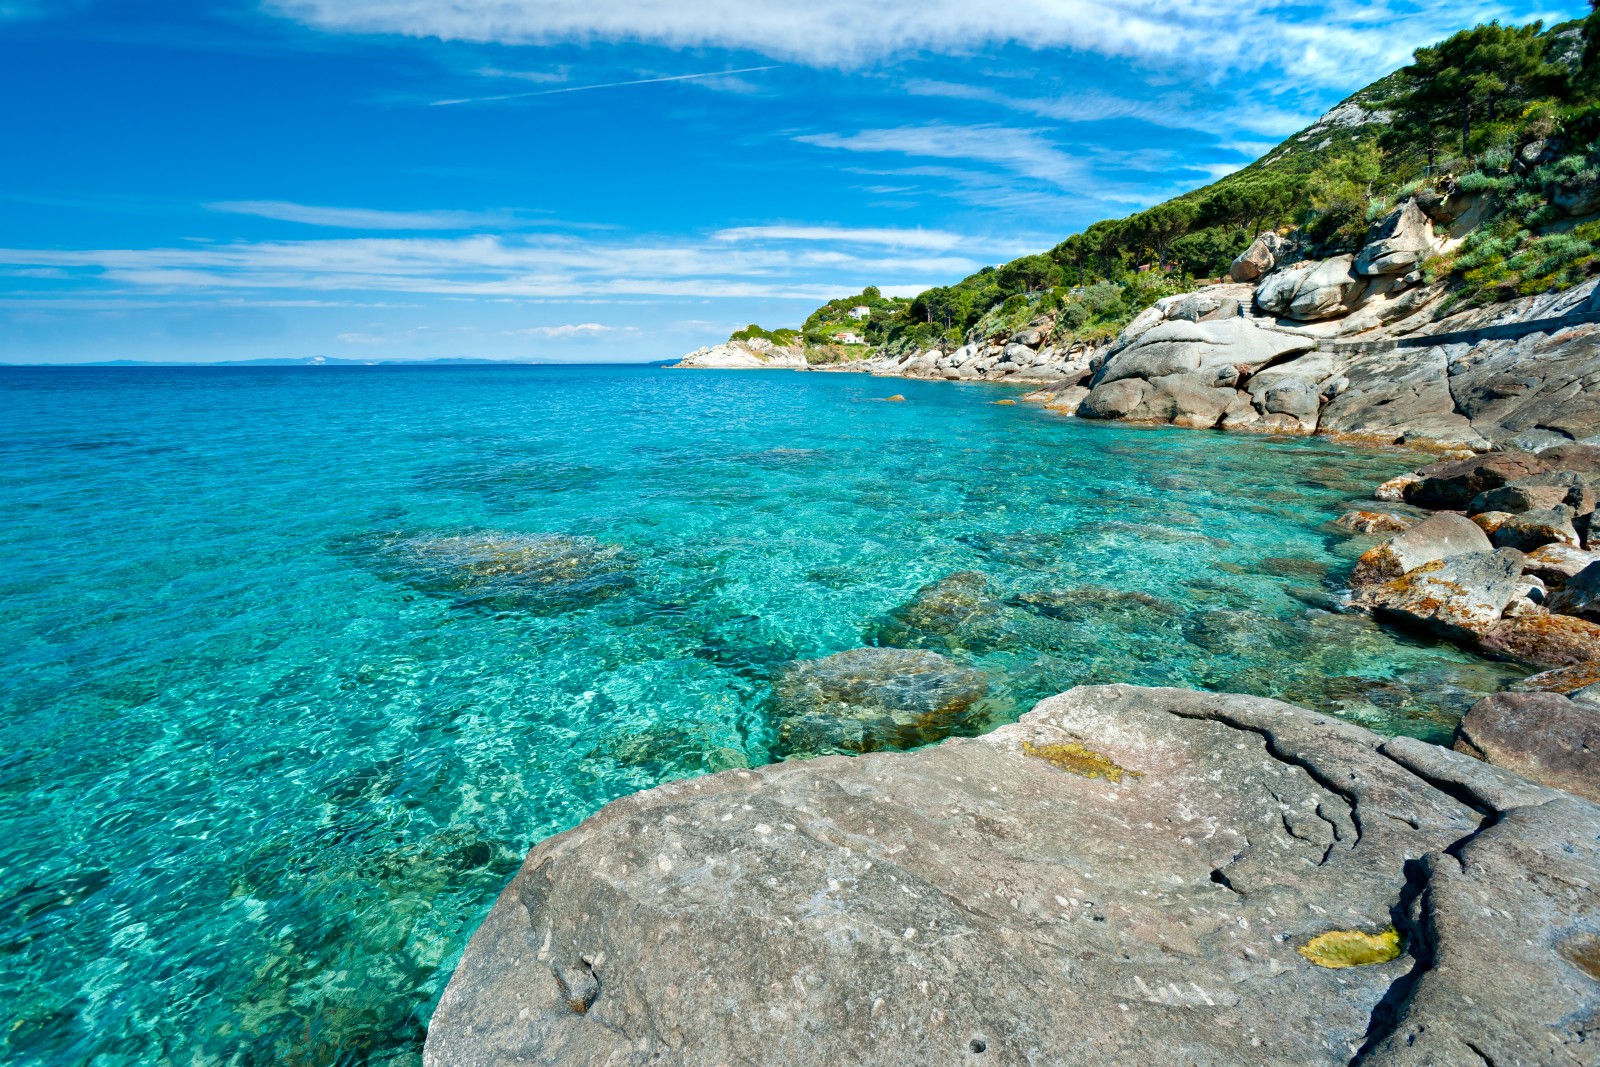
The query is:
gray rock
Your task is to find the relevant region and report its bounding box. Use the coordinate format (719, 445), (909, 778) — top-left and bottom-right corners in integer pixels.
(426, 685), (1600, 1067)
(770, 647), (989, 758)
(1549, 561), (1600, 620)
(1359, 548), (1524, 640)
(1096, 318), (1315, 387)
(1334, 510), (1414, 534)
(1080, 377), (1148, 419)
(1350, 512), (1492, 585)
(1488, 505), (1580, 552)
(1255, 255), (1369, 322)
(1455, 691), (1600, 802)
(1468, 471), (1595, 516)
(1011, 328), (1044, 348)
(1355, 199), (1435, 276)
(1523, 543), (1600, 584)
(1131, 372), (1236, 429)
(1318, 346), (1488, 449)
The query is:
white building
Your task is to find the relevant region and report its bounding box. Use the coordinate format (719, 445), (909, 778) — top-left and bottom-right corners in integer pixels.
(846, 306), (871, 320)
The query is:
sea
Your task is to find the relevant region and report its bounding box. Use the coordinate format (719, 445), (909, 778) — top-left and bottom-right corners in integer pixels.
(0, 364), (1524, 1065)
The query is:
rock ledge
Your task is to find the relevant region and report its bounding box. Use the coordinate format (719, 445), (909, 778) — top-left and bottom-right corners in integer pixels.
(426, 685), (1600, 1067)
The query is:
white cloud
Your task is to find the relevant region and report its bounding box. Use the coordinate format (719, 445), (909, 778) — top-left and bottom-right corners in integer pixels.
(267, 0), (1561, 87)
(338, 331), (386, 344)
(510, 322), (612, 337)
(209, 200), (517, 230)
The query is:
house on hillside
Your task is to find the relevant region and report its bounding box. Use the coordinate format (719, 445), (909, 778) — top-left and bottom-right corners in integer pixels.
(846, 306), (871, 320)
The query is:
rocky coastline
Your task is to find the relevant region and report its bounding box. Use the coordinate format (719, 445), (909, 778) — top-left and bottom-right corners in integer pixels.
(431, 196), (1600, 1063)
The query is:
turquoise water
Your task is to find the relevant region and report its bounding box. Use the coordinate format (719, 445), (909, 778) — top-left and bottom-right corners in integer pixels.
(0, 365), (1524, 1065)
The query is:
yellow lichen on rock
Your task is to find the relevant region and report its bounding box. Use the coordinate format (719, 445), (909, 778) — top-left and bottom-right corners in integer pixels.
(1021, 740), (1142, 783)
(1297, 928), (1402, 968)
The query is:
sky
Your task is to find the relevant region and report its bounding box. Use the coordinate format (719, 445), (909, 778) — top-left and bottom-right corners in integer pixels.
(0, 0), (1588, 363)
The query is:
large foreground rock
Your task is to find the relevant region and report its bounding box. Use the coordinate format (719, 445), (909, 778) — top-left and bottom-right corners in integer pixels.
(425, 685), (1600, 1067)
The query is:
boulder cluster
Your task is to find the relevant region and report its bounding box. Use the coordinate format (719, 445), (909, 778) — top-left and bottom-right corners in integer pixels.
(800, 189), (1600, 453)
(1342, 445), (1600, 688)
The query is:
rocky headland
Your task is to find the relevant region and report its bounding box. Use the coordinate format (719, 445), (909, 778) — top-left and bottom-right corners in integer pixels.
(426, 684), (1600, 1066)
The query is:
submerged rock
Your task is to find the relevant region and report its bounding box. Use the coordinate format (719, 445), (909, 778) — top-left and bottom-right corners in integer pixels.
(769, 647), (988, 758)
(360, 532), (635, 613)
(870, 571), (1013, 652)
(426, 685), (1600, 1067)
(1334, 510), (1414, 535)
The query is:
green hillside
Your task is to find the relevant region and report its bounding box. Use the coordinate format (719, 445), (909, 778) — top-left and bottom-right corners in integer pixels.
(787, 11), (1600, 358)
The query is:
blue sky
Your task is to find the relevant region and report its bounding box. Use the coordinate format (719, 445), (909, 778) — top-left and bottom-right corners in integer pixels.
(0, 0), (1587, 363)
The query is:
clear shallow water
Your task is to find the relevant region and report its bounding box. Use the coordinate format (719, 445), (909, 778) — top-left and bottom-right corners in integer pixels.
(0, 365), (1525, 1065)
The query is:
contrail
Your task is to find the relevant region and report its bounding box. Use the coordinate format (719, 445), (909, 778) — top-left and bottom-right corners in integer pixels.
(431, 66), (779, 106)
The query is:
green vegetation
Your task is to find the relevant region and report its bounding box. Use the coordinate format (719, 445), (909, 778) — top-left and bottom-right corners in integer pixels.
(801, 12), (1600, 356)
(728, 324), (801, 346)
(801, 286), (912, 348)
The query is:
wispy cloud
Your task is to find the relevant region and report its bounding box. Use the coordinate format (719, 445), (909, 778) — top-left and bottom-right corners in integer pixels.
(430, 65), (779, 106)
(713, 225), (964, 250)
(0, 230), (985, 301)
(208, 200), (518, 230)
(797, 124), (1083, 188)
(903, 80), (1318, 139)
(268, 0), (1563, 87)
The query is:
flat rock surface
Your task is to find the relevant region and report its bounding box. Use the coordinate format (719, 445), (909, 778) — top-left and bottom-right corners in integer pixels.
(425, 685), (1600, 1067)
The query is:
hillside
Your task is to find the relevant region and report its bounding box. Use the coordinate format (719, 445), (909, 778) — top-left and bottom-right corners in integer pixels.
(726, 14), (1599, 365)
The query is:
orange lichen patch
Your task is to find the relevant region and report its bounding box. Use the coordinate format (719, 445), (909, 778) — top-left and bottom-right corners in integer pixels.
(1298, 928), (1403, 968)
(1561, 934), (1600, 981)
(1021, 740), (1142, 784)
(1483, 613), (1600, 669)
(1516, 662), (1600, 693)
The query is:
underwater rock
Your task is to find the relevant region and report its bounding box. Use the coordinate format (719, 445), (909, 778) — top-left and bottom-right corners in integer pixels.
(1456, 691), (1600, 802)
(427, 685), (1600, 1067)
(1007, 585), (1181, 622)
(1334, 510), (1414, 535)
(769, 647), (988, 758)
(584, 725), (750, 780)
(361, 532), (635, 613)
(870, 571), (1013, 653)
